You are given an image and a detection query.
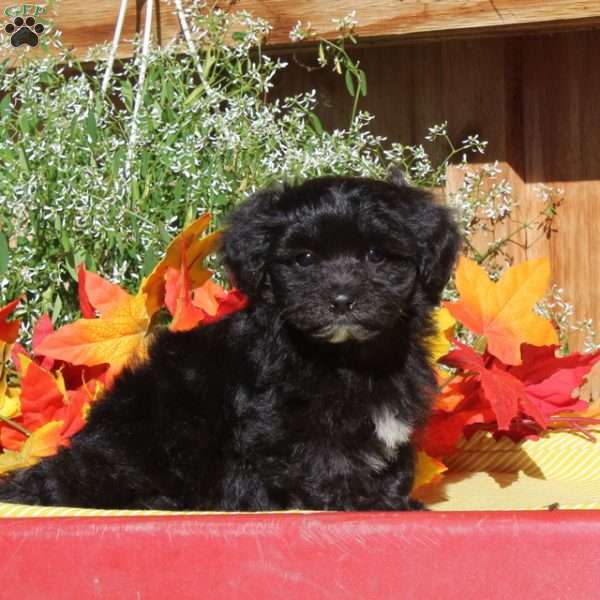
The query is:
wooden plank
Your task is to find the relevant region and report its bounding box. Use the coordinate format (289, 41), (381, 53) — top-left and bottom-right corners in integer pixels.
(522, 31), (600, 349)
(231, 0), (600, 45)
(0, 0), (181, 61)
(2, 1), (600, 61)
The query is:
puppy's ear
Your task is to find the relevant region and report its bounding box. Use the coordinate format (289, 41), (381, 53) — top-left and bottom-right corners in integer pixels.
(415, 198), (461, 305)
(221, 186), (283, 303)
(387, 166), (410, 188)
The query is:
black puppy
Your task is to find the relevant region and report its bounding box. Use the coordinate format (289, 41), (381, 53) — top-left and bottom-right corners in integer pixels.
(0, 176), (459, 510)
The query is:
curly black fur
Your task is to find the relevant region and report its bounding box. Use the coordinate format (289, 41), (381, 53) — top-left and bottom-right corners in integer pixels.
(0, 176), (459, 510)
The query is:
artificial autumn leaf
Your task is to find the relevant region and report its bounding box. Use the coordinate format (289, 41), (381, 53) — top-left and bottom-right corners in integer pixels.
(0, 426), (27, 452)
(0, 298), (20, 343)
(36, 291), (150, 374)
(31, 314), (55, 370)
(19, 360), (66, 430)
(201, 289), (248, 325)
(419, 408), (490, 458)
(24, 420), (65, 458)
(142, 214), (222, 316)
(59, 387), (89, 439)
(0, 389), (20, 420)
(0, 421), (64, 475)
(412, 450), (447, 490)
(164, 239), (208, 332)
(434, 375), (478, 413)
(427, 307), (456, 365)
(446, 257), (558, 365)
(442, 343), (540, 430)
(524, 367), (592, 417)
(77, 264), (130, 317)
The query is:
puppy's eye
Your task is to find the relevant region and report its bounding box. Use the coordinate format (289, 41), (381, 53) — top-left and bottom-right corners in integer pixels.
(295, 251), (316, 267)
(366, 248), (385, 264)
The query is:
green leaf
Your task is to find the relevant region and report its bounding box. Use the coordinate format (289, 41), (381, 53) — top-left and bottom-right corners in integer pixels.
(308, 112), (323, 135)
(131, 178), (141, 204)
(121, 79), (133, 109)
(344, 69), (355, 97)
(202, 54), (216, 80)
(184, 83), (205, 107)
(0, 231), (9, 279)
(60, 231), (72, 253)
(142, 247), (158, 277)
(184, 204), (194, 228)
(51, 294), (63, 322)
(16, 145), (29, 175)
(358, 69), (367, 97)
(85, 110), (98, 144)
(0, 95), (11, 116)
(318, 44), (326, 66)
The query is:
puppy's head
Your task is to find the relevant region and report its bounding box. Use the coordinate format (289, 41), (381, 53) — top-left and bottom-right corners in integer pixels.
(222, 176), (460, 344)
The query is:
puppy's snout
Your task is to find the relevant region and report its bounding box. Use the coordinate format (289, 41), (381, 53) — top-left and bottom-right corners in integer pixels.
(330, 294), (355, 314)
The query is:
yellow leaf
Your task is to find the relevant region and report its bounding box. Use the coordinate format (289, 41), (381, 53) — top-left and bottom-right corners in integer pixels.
(0, 421), (64, 475)
(0, 449), (29, 475)
(15, 351), (32, 378)
(0, 392), (20, 420)
(22, 420), (64, 459)
(427, 307), (455, 365)
(142, 215), (222, 316)
(446, 257), (558, 365)
(412, 450), (448, 491)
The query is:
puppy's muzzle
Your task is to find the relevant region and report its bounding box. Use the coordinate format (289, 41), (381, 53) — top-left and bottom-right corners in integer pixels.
(313, 323), (377, 344)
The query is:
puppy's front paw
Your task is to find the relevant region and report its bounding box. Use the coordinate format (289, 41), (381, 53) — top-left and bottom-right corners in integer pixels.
(406, 498), (429, 511)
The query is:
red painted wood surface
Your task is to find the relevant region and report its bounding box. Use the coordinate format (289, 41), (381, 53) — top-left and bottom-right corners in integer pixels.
(1, 511), (599, 599)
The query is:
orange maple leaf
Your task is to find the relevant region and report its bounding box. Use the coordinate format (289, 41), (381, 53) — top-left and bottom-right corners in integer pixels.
(192, 279), (227, 316)
(142, 215), (222, 316)
(36, 291), (150, 375)
(164, 264), (206, 332)
(78, 264), (130, 317)
(446, 257), (558, 365)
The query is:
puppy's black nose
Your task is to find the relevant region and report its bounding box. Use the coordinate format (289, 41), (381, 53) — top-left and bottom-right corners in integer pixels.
(330, 294), (354, 314)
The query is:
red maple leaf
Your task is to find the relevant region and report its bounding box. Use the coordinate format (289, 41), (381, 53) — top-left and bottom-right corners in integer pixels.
(0, 298), (21, 343)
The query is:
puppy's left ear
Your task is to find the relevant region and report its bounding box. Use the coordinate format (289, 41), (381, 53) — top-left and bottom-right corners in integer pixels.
(416, 200), (461, 305)
(221, 185), (284, 303)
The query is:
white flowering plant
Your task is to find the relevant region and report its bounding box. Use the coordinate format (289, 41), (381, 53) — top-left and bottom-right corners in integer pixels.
(0, 3), (589, 351)
(0, 5), (488, 335)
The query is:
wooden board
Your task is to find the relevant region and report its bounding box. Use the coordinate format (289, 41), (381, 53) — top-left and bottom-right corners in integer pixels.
(2, 1), (600, 61)
(0, 0), (181, 60)
(230, 0), (600, 45)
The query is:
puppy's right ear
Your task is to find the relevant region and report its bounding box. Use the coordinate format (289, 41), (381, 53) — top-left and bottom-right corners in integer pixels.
(387, 166), (410, 188)
(221, 186), (283, 303)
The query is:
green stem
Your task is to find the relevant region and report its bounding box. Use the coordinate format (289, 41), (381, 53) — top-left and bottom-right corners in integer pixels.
(479, 221), (531, 264)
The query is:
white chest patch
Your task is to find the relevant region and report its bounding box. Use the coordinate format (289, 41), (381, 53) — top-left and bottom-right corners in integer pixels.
(372, 405), (412, 453)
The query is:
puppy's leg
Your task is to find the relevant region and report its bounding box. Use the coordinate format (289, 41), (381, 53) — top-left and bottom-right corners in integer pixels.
(370, 444), (426, 511)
